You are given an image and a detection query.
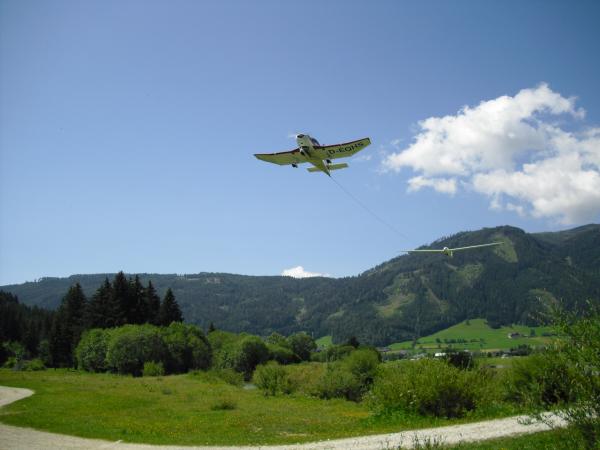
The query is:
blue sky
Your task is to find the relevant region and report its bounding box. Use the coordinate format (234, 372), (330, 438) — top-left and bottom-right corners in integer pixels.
(1, 0), (599, 285)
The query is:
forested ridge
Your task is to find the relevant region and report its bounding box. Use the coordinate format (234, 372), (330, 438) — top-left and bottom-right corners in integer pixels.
(2, 224), (599, 345)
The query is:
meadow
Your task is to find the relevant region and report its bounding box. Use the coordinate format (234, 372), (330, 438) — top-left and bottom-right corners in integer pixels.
(387, 319), (555, 352)
(0, 368), (516, 446)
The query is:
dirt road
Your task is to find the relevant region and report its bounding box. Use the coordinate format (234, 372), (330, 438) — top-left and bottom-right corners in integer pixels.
(0, 385), (566, 450)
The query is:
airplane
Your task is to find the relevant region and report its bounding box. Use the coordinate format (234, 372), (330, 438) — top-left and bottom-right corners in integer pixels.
(402, 242), (503, 258)
(254, 134), (371, 176)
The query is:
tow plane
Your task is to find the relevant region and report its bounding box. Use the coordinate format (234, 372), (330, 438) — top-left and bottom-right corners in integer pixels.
(254, 134), (371, 176)
(402, 242), (503, 258)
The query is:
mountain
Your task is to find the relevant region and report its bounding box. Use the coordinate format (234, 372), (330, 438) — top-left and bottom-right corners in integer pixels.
(2, 225), (599, 346)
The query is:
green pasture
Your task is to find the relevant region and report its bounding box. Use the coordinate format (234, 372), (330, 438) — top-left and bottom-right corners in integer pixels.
(389, 319), (556, 352)
(315, 335), (333, 348)
(0, 369), (500, 446)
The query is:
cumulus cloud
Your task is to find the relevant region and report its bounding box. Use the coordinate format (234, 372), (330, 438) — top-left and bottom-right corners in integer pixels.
(281, 266), (329, 278)
(382, 84), (600, 224)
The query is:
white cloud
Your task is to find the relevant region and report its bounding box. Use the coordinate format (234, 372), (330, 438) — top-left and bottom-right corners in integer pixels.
(281, 266), (329, 278)
(382, 84), (600, 224)
(407, 176), (457, 195)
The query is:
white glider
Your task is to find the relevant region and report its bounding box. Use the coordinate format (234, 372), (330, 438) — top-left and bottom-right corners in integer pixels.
(402, 242), (503, 257)
(254, 134), (371, 176)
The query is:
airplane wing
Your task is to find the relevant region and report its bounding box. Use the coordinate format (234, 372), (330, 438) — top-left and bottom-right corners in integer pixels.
(450, 242), (503, 252)
(314, 137), (371, 160)
(402, 249), (444, 253)
(254, 148), (305, 166)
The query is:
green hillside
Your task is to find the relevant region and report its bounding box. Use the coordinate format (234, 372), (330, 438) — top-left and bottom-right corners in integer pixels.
(2, 224), (599, 346)
(389, 318), (556, 352)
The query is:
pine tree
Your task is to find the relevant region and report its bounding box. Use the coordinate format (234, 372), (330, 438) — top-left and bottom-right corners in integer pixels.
(49, 283), (87, 367)
(130, 275), (145, 324)
(144, 280), (161, 325)
(110, 272), (129, 326)
(86, 278), (112, 328)
(158, 288), (183, 326)
(208, 322), (216, 333)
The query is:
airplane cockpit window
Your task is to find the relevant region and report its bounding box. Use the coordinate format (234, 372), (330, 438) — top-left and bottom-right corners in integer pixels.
(310, 138), (320, 146)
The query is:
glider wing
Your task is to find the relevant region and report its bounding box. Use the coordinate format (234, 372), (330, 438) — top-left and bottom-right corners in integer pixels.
(402, 249), (443, 253)
(450, 242), (503, 252)
(254, 149), (304, 166)
(315, 138), (371, 160)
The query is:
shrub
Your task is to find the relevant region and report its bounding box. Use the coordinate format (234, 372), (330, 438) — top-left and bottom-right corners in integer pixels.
(317, 364), (362, 401)
(23, 358), (46, 371)
(286, 362), (326, 396)
(312, 344), (355, 362)
(2, 357), (17, 369)
(342, 348), (380, 387)
(2, 341), (27, 362)
(443, 350), (475, 370)
(75, 328), (110, 372)
(554, 304), (600, 448)
(368, 359), (485, 418)
(214, 368), (245, 386)
(143, 361), (165, 377)
(161, 322), (212, 373)
(504, 351), (577, 407)
(287, 332), (316, 361)
(268, 344), (298, 365)
(265, 332), (289, 347)
(106, 324), (167, 376)
(208, 330), (242, 370)
(233, 336), (270, 379)
(210, 398), (237, 410)
(253, 361), (295, 396)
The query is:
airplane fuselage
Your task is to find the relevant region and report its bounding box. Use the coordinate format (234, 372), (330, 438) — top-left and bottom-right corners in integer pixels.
(296, 134), (331, 175)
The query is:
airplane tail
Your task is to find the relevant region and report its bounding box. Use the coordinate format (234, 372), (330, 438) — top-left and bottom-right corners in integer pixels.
(307, 163), (349, 173)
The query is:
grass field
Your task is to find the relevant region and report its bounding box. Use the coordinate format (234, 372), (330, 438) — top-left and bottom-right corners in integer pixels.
(315, 335), (333, 348)
(0, 369), (516, 446)
(388, 319), (556, 352)
(445, 427), (583, 449)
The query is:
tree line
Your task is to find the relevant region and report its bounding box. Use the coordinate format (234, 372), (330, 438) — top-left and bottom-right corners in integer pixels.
(1, 271), (183, 368)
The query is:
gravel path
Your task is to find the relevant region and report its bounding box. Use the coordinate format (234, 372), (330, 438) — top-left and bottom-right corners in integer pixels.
(0, 385), (566, 450)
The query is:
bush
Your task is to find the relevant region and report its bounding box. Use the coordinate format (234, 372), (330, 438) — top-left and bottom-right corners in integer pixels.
(2, 357), (17, 369)
(161, 322), (211, 373)
(268, 344), (298, 365)
(287, 332), (316, 361)
(444, 350), (475, 370)
(535, 305), (600, 448)
(2, 341), (27, 362)
(312, 344), (355, 362)
(317, 364), (362, 401)
(505, 351), (577, 407)
(23, 358), (46, 371)
(233, 336), (270, 379)
(143, 361), (165, 377)
(75, 328), (110, 372)
(210, 398), (237, 410)
(286, 362), (326, 396)
(208, 330), (242, 370)
(253, 361), (295, 396)
(342, 348), (380, 387)
(368, 359), (487, 418)
(106, 324), (167, 376)
(214, 368), (245, 386)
